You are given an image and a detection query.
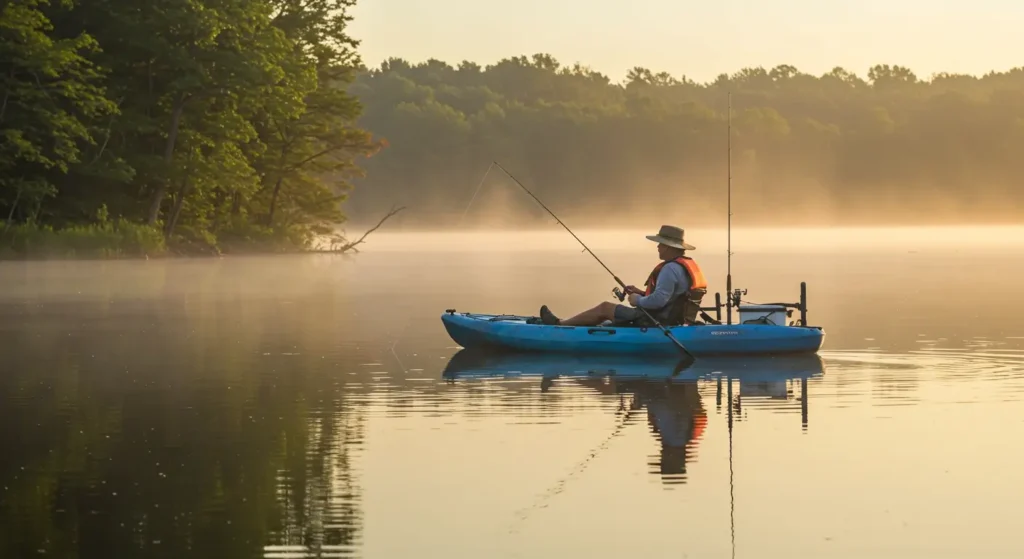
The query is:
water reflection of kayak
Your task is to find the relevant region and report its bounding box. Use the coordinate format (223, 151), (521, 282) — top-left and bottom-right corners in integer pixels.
(441, 348), (826, 383)
(442, 349), (824, 484)
(441, 349), (829, 484)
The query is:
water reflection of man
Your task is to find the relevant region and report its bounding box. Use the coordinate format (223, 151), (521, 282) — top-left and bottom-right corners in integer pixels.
(574, 378), (706, 483)
(637, 382), (706, 482)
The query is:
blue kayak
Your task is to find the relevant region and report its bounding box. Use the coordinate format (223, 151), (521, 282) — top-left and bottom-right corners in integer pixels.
(440, 310), (825, 356)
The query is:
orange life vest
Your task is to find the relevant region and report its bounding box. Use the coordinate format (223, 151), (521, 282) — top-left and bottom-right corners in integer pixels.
(644, 256), (707, 296)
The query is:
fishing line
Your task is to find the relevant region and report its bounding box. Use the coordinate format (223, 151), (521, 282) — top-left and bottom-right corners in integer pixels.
(507, 399), (638, 534)
(491, 161), (622, 284)
(457, 161), (495, 225)
(388, 318), (414, 375)
(390, 340), (407, 375)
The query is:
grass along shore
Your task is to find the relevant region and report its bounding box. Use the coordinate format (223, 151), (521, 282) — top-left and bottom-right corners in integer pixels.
(0, 206), (404, 260)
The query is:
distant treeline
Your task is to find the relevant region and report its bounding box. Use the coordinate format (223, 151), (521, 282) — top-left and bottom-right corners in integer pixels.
(0, 0), (377, 258)
(5, 1), (1024, 261)
(346, 55), (1024, 227)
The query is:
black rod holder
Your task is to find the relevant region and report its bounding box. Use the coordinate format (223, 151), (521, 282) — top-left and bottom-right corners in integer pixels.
(800, 282), (807, 326)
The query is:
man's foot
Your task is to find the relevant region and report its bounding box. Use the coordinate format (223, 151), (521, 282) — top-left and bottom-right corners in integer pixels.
(539, 305), (561, 325)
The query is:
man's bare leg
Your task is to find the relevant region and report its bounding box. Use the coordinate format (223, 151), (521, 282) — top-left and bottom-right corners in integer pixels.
(541, 302), (617, 326)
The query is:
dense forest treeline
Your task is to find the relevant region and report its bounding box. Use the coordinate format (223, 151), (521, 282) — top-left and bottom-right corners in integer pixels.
(4, 0), (1024, 260)
(345, 55), (1024, 228)
(0, 0), (378, 257)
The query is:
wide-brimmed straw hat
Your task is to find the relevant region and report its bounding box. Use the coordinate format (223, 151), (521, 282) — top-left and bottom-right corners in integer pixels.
(645, 225), (696, 251)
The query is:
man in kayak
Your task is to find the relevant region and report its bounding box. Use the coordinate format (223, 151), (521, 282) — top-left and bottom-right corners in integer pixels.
(537, 225), (707, 327)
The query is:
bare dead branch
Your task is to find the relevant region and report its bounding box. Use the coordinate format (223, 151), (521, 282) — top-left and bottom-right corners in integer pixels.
(314, 205), (406, 253)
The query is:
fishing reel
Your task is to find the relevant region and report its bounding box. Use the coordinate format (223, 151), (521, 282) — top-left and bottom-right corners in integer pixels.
(730, 288), (747, 308)
(612, 286), (642, 302)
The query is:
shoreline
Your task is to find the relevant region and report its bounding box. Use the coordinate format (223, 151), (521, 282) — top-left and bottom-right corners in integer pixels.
(4, 221), (1024, 262)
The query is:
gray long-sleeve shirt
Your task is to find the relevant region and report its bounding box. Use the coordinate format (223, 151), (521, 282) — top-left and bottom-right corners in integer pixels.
(635, 262), (692, 312)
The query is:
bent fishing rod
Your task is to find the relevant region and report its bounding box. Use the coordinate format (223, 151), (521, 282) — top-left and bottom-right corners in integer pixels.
(491, 161), (694, 358)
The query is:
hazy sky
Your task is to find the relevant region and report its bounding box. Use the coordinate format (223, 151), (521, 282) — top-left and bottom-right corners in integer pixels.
(348, 0), (1022, 83)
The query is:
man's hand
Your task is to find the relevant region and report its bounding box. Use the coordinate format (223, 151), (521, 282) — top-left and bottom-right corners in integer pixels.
(625, 285), (643, 295)
(628, 293), (641, 306)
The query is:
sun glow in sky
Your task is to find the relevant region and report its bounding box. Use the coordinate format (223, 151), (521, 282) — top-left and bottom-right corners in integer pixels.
(349, 0), (1023, 83)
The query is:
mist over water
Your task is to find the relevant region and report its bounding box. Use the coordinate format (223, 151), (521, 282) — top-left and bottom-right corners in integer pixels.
(3, 226), (1024, 558)
(359, 225), (1024, 253)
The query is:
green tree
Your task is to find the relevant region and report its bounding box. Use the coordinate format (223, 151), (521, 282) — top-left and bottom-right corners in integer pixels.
(0, 0), (116, 224)
(1, 0), (378, 257)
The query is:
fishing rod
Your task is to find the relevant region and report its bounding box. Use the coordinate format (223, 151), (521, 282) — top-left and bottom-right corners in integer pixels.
(724, 93), (748, 324)
(491, 161), (693, 358)
(726, 92), (733, 325)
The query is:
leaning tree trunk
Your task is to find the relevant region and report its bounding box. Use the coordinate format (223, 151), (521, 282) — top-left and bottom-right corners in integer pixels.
(164, 177), (191, 239)
(1, 188), (21, 237)
(147, 96), (186, 225)
(164, 154), (195, 239)
(266, 176), (284, 226)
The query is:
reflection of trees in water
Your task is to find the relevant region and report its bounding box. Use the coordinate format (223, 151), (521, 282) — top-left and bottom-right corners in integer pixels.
(0, 296), (367, 559)
(267, 403), (364, 558)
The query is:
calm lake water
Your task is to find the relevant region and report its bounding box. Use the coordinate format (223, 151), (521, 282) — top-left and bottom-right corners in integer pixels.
(3, 227), (1024, 558)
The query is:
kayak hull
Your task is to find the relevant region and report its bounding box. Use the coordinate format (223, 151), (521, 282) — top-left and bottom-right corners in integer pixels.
(441, 311), (825, 356)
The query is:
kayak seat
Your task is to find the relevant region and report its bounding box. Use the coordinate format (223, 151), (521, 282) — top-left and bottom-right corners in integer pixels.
(673, 288), (707, 325)
(612, 288), (708, 328)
